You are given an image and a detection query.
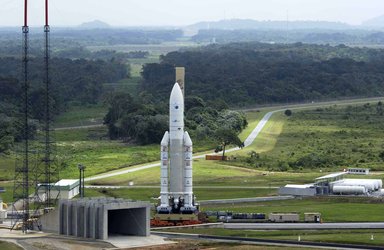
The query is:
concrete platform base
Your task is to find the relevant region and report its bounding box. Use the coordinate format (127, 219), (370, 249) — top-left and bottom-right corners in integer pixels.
(106, 235), (174, 249)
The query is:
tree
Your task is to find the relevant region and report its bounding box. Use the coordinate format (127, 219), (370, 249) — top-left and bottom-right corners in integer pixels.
(214, 128), (244, 160)
(284, 109), (292, 116)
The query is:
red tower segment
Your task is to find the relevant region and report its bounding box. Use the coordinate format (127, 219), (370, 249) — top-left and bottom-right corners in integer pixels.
(24, 0), (28, 27)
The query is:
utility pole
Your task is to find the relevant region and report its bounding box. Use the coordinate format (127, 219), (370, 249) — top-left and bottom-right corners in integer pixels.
(78, 164), (85, 198)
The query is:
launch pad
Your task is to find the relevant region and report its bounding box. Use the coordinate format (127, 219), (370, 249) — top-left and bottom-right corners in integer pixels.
(156, 82), (198, 215)
(153, 76), (200, 225)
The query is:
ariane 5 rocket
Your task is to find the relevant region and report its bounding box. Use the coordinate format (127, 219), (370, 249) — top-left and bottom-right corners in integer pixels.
(157, 83), (197, 214)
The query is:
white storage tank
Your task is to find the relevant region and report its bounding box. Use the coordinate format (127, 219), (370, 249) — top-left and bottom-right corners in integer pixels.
(378, 180), (383, 189)
(340, 179), (378, 192)
(332, 185), (366, 195)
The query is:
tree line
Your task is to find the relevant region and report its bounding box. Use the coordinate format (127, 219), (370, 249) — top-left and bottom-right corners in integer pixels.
(141, 42), (384, 107)
(0, 57), (128, 153)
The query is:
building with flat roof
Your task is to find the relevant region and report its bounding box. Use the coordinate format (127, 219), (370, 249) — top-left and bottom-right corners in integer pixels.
(347, 168), (370, 175)
(38, 179), (79, 201)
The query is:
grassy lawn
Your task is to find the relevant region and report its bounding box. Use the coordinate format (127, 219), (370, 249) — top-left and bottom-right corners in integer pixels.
(84, 187), (276, 202)
(103, 76), (141, 94)
(0, 181), (14, 203)
(57, 141), (159, 179)
(161, 228), (384, 247)
(53, 105), (107, 128)
(89, 156), (330, 187)
(0, 154), (16, 181)
(229, 101), (384, 173)
(0, 241), (23, 250)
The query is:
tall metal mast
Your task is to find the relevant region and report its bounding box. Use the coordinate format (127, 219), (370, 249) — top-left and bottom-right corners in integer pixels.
(12, 0), (30, 233)
(43, 0), (52, 208)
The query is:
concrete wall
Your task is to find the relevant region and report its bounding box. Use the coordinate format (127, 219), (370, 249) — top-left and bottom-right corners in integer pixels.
(58, 198), (150, 240)
(278, 187), (316, 196)
(40, 208), (59, 232)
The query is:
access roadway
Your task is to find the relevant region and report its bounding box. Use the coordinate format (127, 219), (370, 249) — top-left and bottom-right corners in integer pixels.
(223, 222), (384, 230)
(85, 106), (273, 181)
(152, 231), (384, 250)
(85, 101), (281, 182)
(85, 96), (384, 182)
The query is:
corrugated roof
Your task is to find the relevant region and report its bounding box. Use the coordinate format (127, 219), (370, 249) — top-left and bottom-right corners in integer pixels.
(315, 172), (346, 180)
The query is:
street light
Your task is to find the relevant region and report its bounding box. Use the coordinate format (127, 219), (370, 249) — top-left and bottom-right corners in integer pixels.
(78, 164), (86, 198)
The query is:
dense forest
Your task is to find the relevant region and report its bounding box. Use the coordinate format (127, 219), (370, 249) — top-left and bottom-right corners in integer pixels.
(192, 29), (384, 45)
(103, 91), (247, 145)
(0, 29), (184, 53)
(141, 42), (384, 106)
(0, 57), (128, 152)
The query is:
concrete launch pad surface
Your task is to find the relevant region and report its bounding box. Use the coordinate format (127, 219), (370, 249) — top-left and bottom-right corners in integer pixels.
(0, 228), (173, 249)
(106, 235), (174, 249)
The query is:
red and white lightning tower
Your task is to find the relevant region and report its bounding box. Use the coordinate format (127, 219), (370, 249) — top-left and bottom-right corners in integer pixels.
(12, 0), (31, 233)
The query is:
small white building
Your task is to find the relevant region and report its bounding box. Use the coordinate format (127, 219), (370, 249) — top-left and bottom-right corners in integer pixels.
(38, 179), (80, 201)
(347, 168), (370, 175)
(279, 184), (317, 196)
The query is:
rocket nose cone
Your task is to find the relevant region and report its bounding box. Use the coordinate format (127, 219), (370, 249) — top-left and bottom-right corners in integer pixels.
(170, 82), (184, 129)
(170, 82), (183, 101)
(170, 82), (184, 110)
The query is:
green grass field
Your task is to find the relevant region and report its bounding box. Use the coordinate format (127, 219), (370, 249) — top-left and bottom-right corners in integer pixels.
(161, 228), (384, 247)
(88, 158), (330, 187)
(201, 197), (384, 222)
(53, 105), (107, 128)
(0, 241), (23, 250)
(103, 76), (141, 94)
(1, 98), (384, 233)
(85, 187), (276, 202)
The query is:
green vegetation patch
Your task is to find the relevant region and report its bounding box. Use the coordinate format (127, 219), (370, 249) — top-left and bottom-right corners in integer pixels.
(57, 141), (159, 179)
(202, 197), (384, 222)
(54, 105), (107, 128)
(235, 102), (384, 171)
(84, 187), (276, 202)
(162, 228), (384, 247)
(0, 241), (23, 250)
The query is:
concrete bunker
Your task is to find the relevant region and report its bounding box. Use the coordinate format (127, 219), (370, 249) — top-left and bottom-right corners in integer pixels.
(56, 198), (150, 240)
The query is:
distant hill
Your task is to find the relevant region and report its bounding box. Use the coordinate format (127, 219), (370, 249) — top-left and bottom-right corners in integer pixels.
(78, 20), (111, 29)
(187, 19), (353, 31)
(362, 15), (384, 28)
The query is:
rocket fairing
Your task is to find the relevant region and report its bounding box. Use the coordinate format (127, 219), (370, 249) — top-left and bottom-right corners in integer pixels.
(157, 83), (197, 214)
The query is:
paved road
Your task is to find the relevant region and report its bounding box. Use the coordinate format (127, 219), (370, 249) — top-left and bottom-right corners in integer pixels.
(54, 124), (104, 131)
(85, 185), (279, 189)
(85, 96), (384, 182)
(224, 222), (384, 230)
(85, 110), (275, 182)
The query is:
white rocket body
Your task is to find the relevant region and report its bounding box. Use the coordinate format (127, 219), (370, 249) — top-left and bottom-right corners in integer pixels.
(157, 83), (196, 214)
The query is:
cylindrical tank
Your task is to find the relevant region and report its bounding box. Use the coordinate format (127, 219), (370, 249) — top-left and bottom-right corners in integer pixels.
(378, 180), (383, 189)
(340, 179), (376, 191)
(332, 185), (366, 194)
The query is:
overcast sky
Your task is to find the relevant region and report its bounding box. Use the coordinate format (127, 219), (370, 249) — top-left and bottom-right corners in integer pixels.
(0, 0), (383, 27)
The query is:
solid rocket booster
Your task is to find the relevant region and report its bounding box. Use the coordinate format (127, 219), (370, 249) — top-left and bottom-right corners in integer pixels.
(157, 83), (196, 214)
